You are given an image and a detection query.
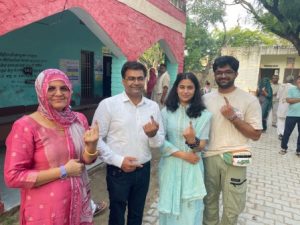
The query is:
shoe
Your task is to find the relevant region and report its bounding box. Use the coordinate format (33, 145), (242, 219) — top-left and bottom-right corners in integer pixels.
(93, 201), (107, 217)
(296, 152), (300, 157)
(279, 149), (287, 155)
(272, 124), (277, 128)
(278, 134), (283, 140)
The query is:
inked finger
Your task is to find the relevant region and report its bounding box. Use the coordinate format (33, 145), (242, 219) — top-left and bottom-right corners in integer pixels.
(150, 116), (155, 124)
(224, 97), (230, 105)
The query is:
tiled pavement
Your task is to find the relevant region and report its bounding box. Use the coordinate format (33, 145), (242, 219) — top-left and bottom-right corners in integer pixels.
(142, 125), (300, 225)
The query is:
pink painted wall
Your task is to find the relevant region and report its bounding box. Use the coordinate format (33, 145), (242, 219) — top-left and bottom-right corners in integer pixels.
(0, 0), (185, 71)
(147, 0), (186, 23)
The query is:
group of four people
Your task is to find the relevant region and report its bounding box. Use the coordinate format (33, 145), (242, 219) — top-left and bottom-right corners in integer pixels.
(4, 55), (263, 225)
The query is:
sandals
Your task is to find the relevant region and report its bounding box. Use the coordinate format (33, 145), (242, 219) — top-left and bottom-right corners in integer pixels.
(279, 149), (287, 155)
(93, 201), (107, 217)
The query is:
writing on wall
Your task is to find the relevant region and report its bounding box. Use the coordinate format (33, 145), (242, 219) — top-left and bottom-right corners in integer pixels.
(0, 52), (48, 107)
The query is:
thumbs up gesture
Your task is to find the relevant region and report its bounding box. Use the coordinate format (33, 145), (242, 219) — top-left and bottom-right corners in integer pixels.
(221, 97), (236, 120)
(143, 116), (159, 137)
(183, 121), (196, 144)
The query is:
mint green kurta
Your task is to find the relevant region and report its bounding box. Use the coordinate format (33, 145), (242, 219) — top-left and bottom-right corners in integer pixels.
(158, 106), (211, 225)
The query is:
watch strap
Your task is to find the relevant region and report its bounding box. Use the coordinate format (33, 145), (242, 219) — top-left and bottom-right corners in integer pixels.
(59, 165), (67, 179)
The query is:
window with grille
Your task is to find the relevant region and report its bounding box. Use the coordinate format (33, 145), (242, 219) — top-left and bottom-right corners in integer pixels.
(80, 51), (94, 99)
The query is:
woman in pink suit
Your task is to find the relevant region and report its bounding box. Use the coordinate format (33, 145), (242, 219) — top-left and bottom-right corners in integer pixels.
(4, 69), (99, 225)
(146, 67), (157, 98)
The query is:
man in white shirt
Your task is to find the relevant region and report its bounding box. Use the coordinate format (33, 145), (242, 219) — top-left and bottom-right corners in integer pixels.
(203, 56), (262, 225)
(93, 61), (164, 225)
(276, 76), (294, 139)
(271, 74), (280, 127)
(151, 63), (170, 109)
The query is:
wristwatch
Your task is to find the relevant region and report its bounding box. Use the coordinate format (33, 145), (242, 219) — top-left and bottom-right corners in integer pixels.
(59, 165), (68, 179)
(185, 137), (200, 149)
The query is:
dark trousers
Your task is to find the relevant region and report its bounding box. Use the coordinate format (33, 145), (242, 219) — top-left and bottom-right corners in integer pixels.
(281, 116), (300, 152)
(106, 161), (150, 225)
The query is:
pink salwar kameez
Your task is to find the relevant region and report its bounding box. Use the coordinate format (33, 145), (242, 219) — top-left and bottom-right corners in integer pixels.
(4, 69), (94, 225)
(5, 114), (93, 225)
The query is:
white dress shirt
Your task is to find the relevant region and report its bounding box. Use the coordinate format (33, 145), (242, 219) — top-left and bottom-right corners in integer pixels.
(93, 92), (165, 168)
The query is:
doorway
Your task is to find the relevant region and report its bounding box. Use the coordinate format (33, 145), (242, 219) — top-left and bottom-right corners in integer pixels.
(259, 68), (278, 81)
(103, 56), (112, 97)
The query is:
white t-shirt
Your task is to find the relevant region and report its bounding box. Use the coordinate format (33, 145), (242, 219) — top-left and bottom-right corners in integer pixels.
(203, 88), (262, 157)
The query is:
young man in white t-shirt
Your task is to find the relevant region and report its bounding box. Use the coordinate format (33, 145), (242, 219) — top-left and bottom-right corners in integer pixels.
(203, 56), (263, 225)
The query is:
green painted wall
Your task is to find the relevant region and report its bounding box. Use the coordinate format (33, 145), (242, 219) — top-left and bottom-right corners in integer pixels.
(165, 57), (178, 86)
(0, 11), (104, 108)
(111, 56), (127, 95)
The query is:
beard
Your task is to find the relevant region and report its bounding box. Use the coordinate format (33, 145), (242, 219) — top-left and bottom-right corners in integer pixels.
(215, 79), (235, 89)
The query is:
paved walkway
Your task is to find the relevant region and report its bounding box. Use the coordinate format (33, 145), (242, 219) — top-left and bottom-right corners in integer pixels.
(142, 125), (300, 225)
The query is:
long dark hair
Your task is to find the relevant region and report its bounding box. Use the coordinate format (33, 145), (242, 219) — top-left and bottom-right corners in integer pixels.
(165, 72), (206, 118)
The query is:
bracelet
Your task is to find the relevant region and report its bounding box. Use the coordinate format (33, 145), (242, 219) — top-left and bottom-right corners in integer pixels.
(84, 149), (99, 156)
(185, 137), (200, 149)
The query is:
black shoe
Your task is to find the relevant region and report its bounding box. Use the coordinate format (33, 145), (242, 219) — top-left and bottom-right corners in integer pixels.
(278, 134), (283, 140)
(272, 124), (277, 128)
(296, 152), (300, 157)
(279, 149), (287, 155)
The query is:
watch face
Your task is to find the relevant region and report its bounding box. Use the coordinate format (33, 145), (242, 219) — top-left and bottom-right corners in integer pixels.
(61, 173), (67, 179)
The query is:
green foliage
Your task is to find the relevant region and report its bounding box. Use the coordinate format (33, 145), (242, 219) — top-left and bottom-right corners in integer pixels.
(187, 0), (226, 26)
(184, 0), (298, 74)
(184, 18), (218, 72)
(184, 0), (226, 72)
(213, 26), (289, 47)
(139, 43), (164, 69)
(235, 0), (300, 55)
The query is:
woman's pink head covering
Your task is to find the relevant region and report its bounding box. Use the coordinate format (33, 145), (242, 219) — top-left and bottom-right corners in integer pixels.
(35, 69), (77, 127)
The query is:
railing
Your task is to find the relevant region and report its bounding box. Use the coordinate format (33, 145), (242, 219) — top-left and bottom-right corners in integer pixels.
(169, 0), (186, 11)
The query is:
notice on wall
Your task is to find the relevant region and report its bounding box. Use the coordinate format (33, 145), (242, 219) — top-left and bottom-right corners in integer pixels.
(59, 59), (80, 81)
(0, 52), (47, 79)
(0, 51), (48, 107)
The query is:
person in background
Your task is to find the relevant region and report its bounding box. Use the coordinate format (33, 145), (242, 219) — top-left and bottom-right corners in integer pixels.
(271, 74), (280, 127)
(276, 75), (294, 140)
(4, 69), (99, 225)
(257, 77), (273, 132)
(203, 56), (262, 225)
(146, 67), (157, 99)
(93, 61), (164, 225)
(152, 63), (170, 109)
(279, 75), (300, 157)
(158, 72), (211, 225)
(203, 80), (212, 94)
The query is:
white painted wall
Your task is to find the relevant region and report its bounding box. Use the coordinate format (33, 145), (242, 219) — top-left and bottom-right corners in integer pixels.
(222, 46), (300, 92)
